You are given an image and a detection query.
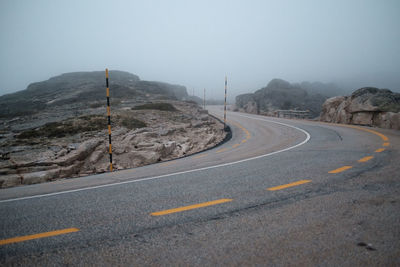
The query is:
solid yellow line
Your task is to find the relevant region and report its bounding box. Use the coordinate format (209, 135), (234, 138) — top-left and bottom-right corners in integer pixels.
(0, 228), (79, 246)
(151, 199), (233, 216)
(375, 148), (385, 153)
(232, 144), (240, 148)
(383, 142), (390, 147)
(358, 156), (373, 163)
(328, 166), (352, 174)
(340, 124), (389, 142)
(267, 180), (311, 191)
(216, 148), (228, 153)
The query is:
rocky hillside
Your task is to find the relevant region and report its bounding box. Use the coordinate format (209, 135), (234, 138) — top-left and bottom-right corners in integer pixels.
(236, 79), (328, 118)
(0, 71), (227, 188)
(0, 70), (188, 118)
(320, 87), (400, 130)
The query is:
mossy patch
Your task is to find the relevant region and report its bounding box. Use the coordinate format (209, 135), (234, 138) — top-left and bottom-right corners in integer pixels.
(132, 102), (177, 111)
(17, 114), (146, 139)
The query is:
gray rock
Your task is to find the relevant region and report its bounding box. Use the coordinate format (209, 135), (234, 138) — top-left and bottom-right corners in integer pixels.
(320, 87), (400, 130)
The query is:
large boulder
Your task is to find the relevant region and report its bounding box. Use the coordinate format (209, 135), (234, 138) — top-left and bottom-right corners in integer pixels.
(320, 87), (400, 130)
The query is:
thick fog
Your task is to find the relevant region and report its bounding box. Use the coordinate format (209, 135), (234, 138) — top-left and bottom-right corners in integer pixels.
(1, 0), (399, 100)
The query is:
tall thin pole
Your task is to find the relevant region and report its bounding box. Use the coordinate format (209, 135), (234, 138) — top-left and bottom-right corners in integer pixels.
(203, 88), (206, 109)
(105, 69), (113, 171)
(224, 76), (227, 129)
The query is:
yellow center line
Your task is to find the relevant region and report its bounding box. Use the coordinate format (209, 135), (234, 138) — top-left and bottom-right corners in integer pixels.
(358, 156), (374, 163)
(241, 139), (247, 143)
(151, 199), (233, 216)
(160, 161), (176, 167)
(339, 124), (389, 142)
(193, 154), (207, 159)
(328, 165), (352, 174)
(267, 180), (312, 191)
(216, 148), (228, 153)
(232, 144), (240, 148)
(383, 142), (390, 147)
(375, 148), (385, 153)
(0, 228), (79, 246)
(227, 120), (251, 140)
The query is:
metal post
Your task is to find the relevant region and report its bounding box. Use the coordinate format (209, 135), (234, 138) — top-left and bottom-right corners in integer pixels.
(203, 88), (206, 109)
(224, 76), (227, 129)
(105, 69), (113, 171)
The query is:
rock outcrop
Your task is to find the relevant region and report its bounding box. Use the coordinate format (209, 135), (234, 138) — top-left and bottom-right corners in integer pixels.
(0, 101), (226, 188)
(235, 79), (328, 118)
(0, 71), (226, 188)
(320, 87), (400, 129)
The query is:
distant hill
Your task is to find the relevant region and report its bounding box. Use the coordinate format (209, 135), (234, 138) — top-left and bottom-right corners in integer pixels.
(0, 70), (188, 118)
(236, 79), (329, 117)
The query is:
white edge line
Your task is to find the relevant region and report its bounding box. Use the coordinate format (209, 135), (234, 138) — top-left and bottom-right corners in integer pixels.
(0, 114), (311, 204)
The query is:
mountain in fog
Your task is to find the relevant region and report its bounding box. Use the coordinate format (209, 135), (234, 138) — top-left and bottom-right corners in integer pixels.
(0, 70), (189, 118)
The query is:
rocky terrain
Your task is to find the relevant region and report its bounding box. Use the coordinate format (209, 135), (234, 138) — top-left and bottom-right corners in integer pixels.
(320, 87), (400, 130)
(0, 71), (226, 188)
(235, 79), (328, 118)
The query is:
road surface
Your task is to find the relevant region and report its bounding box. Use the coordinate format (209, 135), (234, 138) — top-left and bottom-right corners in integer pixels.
(1, 106), (399, 266)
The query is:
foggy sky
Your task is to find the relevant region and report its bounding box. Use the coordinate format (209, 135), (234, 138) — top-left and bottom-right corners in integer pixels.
(1, 0), (399, 100)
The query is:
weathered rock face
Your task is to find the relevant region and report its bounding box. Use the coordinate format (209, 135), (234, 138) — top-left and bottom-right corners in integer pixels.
(235, 79), (328, 118)
(0, 101), (226, 188)
(320, 87), (400, 129)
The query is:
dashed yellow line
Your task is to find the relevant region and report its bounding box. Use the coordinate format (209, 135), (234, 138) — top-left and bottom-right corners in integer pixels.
(232, 144), (240, 148)
(216, 148), (228, 153)
(160, 161), (177, 167)
(383, 142), (390, 147)
(328, 166), (352, 174)
(358, 156), (373, 163)
(375, 148), (385, 153)
(150, 199), (233, 216)
(267, 180), (311, 191)
(0, 228), (79, 246)
(193, 154), (208, 159)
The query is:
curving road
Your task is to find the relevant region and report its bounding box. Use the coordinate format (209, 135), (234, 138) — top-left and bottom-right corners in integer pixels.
(1, 106), (399, 266)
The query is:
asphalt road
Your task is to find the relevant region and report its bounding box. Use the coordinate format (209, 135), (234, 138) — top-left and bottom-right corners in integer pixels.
(1, 106), (399, 266)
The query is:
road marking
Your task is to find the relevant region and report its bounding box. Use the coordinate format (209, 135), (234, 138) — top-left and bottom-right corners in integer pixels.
(151, 199), (233, 216)
(160, 161), (176, 167)
(193, 154), (207, 159)
(375, 148), (385, 153)
(267, 180), (311, 191)
(0, 228), (79, 246)
(0, 115), (310, 204)
(241, 139), (247, 143)
(383, 142), (390, 147)
(339, 124), (389, 142)
(216, 148), (228, 153)
(328, 166), (352, 174)
(232, 144), (240, 148)
(358, 156), (373, 163)
(229, 121), (251, 140)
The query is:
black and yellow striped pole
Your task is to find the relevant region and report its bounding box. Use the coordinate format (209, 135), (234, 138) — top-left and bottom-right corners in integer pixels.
(224, 76), (227, 129)
(105, 69), (113, 171)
